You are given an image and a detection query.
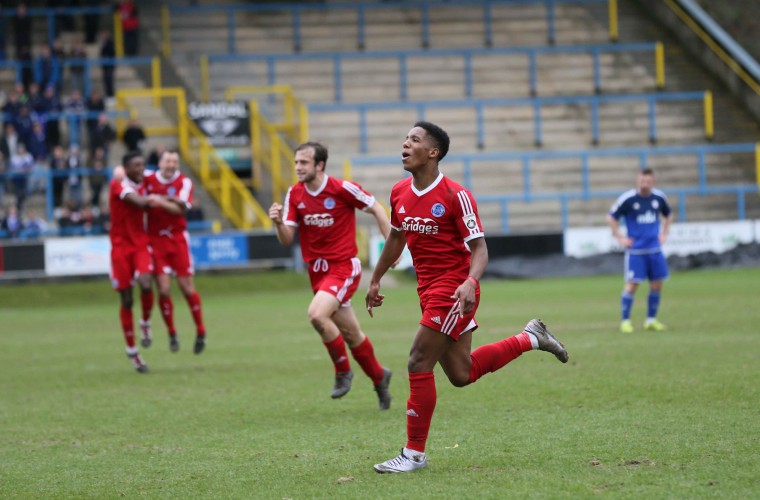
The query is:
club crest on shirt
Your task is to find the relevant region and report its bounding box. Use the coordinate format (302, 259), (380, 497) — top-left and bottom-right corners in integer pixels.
(324, 197), (336, 209)
(431, 203), (445, 217)
(167, 187), (176, 196)
(652, 200), (659, 209)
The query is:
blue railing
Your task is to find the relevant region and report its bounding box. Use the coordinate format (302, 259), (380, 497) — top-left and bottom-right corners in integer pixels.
(350, 142), (758, 231)
(0, 57), (156, 99)
(207, 42), (659, 99)
(0, 6), (111, 48)
(169, 0), (609, 53)
(309, 91), (708, 151)
(1, 109), (130, 147)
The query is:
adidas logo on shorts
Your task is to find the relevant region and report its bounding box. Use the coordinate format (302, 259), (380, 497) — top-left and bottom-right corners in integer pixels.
(431, 316), (442, 325)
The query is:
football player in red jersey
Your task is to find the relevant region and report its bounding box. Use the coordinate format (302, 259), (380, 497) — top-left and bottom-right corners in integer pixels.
(366, 122), (570, 473)
(109, 151), (178, 373)
(144, 150), (207, 355)
(268, 142), (394, 409)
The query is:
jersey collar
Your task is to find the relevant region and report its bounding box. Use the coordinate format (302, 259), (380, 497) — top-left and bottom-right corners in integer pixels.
(411, 172), (443, 197)
(306, 174), (329, 197)
(157, 170), (181, 184)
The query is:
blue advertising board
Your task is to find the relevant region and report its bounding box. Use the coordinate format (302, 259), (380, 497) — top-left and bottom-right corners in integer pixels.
(190, 233), (249, 268)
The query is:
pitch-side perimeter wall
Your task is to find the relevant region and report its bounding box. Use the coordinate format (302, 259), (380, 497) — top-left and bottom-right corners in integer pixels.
(0, 220), (757, 280)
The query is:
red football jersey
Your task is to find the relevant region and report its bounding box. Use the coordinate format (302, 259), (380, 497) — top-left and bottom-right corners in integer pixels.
(283, 175), (375, 263)
(109, 176), (149, 249)
(144, 170), (192, 238)
(389, 173), (484, 295)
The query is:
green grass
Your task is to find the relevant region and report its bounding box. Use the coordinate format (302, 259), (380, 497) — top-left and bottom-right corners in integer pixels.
(1, 267), (759, 498)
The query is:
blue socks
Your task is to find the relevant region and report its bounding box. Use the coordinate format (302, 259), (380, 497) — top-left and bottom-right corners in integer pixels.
(647, 291), (661, 320)
(621, 291), (634, 320)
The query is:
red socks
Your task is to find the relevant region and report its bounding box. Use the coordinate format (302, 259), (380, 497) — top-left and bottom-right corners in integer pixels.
(349, 337), (384, 385)
(468, 332), (533, 384)
(324, 335), (352, 373)
(119, 306), (135, 348)
(406, 371), (436, 453)
(159, 296), (176, 335)
(140, 290), (153, 322)
(185, 291), (206, 336)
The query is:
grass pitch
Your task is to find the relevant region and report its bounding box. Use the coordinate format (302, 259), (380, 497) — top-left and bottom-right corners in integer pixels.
(1, 267), (758, 498)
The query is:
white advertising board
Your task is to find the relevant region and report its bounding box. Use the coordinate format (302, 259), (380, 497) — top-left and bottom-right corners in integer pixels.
(45, 236), (111, 276)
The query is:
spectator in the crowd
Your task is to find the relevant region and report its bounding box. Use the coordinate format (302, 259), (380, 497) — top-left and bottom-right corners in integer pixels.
(51, 37), (66, 61)
(0, 4), (6, 62)
(84, 6), (100, 44)
(0, 151), (6, 206)
(10, 142), (34, 212)
(1, 88), (22, 126)
(88, 146), (108, 207)
(99, 30), (116, 98)
(26, 120), (49, 194)
(50, 144), (67, 208)
(14, 104), (35, 145)
(116, 0), (140, 56)
(27, 82), (44, 114)
(0, 122), (21, 161)
(146, 143), (167, 170)
(68, 36), (88, 94)
(63, 89), (86, 146)
(41, 85), (62, 148)
(34, 45), (62, 94)
(18, 46), (35, 90)
(2, 204), (23, 238)
(23, 209), (47, 237)
(89, 112), (115, 160)
(14, 3), (33, 61)
(122, 118), (146, 152)
(85, 89), (105, 140)
(65, 143), (84, 208)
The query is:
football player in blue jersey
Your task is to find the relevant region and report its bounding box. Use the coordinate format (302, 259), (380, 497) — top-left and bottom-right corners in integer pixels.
(607, 168), (672, 333)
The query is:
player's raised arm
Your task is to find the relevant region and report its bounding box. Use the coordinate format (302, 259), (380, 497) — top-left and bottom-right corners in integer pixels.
(368, 201), (392, 240)
(365, 228), (406, 317)
(269, 202), (296, 246)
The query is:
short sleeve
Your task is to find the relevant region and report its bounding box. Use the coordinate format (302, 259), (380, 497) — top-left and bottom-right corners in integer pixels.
(452, 189), (484, 242)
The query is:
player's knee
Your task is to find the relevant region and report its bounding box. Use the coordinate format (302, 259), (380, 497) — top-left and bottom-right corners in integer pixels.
(447, 372), (471, 388)
(308, 311), (328, 333)
(121, 295), (134, 309)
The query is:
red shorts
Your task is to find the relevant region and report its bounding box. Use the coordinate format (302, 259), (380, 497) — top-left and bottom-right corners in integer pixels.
(419, 287), (480, 341)
(110, 244), (153, 291)
(307, 257), (361, 306)
(152, 232), (194, 277)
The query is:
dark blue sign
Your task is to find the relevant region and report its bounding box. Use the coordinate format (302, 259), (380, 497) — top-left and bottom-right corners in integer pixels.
(190, 233), (249, 268)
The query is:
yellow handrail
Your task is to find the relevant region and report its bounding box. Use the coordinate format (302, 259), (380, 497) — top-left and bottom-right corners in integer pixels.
(161, 5), (171, 58)
(115, 87), (271, 229)
(608, 0), (618, 42)
(703, 90), (714, 140)
(655, 42), (666, 89)
(113, 12), (124, 58)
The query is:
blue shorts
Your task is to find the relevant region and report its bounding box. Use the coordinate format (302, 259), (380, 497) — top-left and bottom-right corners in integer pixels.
(624, 252), (669, 283)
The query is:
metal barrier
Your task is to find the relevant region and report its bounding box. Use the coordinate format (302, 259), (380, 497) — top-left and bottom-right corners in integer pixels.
(114, 87), (271, 230)
(310, 91), (712, 151)
(164, 0), (617, 56)
(204, 42), (663, 101)
(348, 142), (759, 231)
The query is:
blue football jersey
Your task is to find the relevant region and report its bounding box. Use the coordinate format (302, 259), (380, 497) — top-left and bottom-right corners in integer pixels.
(609, 188), (671, 254)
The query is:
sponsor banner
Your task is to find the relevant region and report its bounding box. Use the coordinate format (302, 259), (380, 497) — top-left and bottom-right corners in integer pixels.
(188, 101), (250, 147)
(369, 234), (414, 270)
(45, 236), (111, 276)
(564, 220), (756, 258)
(190, 233), (249, 268)
(662, 220), (754, 256)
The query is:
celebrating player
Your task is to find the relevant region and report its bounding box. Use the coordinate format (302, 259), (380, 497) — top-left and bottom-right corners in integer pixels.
(268, 142), (393, 410)
(144, 150), (207, 354)
(607, 168), (672, 332)
(109, 152), (175, 373)
(366, 122), (569, 473)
